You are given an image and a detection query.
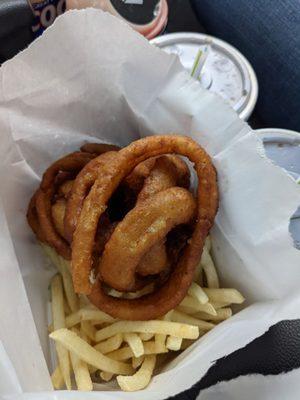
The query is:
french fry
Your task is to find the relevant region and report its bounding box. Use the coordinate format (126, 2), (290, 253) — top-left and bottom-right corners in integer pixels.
(180, 296), (217, 315)
(201, 247), (220, 288)
(81, 321), (96, 341)
(166, 336), (182, 351)
(203, 288), (245, 304)
(194, 261), (203, 285)
(43, 245), (78, 312)
(132, 356), (144, 369)
(50, 329), (133, 375)
(64, 299), (71, 315)
(117, 355), (156, 392)
(188, 282), (209, 304)
(66, 308), (115, 328)
(211, 302), (231, 309)
(70, 327), (93, 391)
(95, 321), (199, 342)
(154, 333), (166, 352)
(59, 258), (78, 312)
(139, 333), (154, 341)
(193, 308), (232, 321)
(124, 333), (144, 357)
(100, 371), (114, 381)
(94, 333), (123, 354)
(70, 348), (93, 391)
(51, 274), (71, 390)
(107, 341), (168, 361)
(204, 236), (211, 252)
(51, 366), (64, 390)
(65, 312), (81, 328)
(171, 310), (215, 331)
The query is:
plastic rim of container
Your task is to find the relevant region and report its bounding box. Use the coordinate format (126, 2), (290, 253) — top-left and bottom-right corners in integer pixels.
(151, 32), (258, 120)
(257, 128), (300, 249)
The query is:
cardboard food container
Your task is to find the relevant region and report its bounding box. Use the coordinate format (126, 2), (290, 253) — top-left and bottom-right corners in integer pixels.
(0, 9), (300, 400)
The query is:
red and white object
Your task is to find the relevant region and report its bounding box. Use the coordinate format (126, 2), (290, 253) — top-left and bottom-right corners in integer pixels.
(66, 0), (168, 39)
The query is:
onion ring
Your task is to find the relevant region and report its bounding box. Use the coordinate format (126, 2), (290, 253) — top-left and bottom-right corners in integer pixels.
(64, 151), (118, 243)
(72, 135), (218, 320)
(136, 240), (167, 277)
(100, 187), (196, 292)
(135, 155), (190, 277)
(35, 152), (94, 259)
(80, 143), (120, 155)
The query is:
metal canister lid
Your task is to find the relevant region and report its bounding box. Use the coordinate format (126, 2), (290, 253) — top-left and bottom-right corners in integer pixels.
(150, 32), (258, 120)
(257, 128), (300, 249)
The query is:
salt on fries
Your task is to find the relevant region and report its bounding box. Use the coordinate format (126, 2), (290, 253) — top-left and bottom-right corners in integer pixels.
(47, 236), (244, 392)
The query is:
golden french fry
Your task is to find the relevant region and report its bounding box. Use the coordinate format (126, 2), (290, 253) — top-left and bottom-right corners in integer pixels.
(139, 333), (154, 341)
(124, 333), (144, 358)
(42, 244), (60, 269)
(188, 282), (209, 304)
(70, 327), (93, 391)
(194, 261), (203, 285)
(117, 355), (156, 392)
(193, 308), (232, 321)
(70, 348), (93, 391)
(88, 364), (98, 374)
(154, 333), (166, 352)
(166, 336), (182, 351)
(94, 333), (123, 354)
(81, 321), (96, 341)
(43, 245), (78, 312)
(50, 329), (133, 375)
(65, 312), (81, 328)
(66, 308), (115, 328)
(51, 366), (64, 390)
(180, 296), (217, 315)
(204, 236), (211, 252)
(64, 299), (71, 315)
(132, 356), (144, 369)
(211, 302), (231, 309)
(171, 310), (214, 331)
(107, 341), (168, 361)
(100, 371), (114, 381)
(51, 274), (71, 390)
(201, 247), (220, 288)
(203, 288), (245, 304)
(95, 321), (199, 342)
(59, 258), (78, 312)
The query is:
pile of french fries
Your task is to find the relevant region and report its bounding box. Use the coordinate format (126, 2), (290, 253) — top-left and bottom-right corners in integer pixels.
(44, 237), (245, 392)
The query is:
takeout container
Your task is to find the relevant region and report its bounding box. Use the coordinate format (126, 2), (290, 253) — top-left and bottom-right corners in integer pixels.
(0, 9), (300, 400)
(257, 128), (300, 250)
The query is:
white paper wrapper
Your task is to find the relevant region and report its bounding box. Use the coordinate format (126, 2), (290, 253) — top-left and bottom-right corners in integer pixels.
(0, 9), (300, 400)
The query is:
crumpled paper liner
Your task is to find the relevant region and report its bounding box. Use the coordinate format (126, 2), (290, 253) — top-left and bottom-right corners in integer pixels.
(0, 9), (300, 400)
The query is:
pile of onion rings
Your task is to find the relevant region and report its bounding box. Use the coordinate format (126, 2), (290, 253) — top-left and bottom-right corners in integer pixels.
(27, 135), (218, 320)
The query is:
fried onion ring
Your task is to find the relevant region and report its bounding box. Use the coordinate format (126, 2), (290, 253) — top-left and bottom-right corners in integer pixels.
(134, 155), (190, 277)
(71, 135), (218, 319)
(64, 151), (118, 243)
(35, 152), (94, 259)
(100, 187), (196, 291)
(80, 143), (120, 155)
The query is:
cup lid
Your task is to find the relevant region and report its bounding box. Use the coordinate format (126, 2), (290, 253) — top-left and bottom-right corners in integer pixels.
(151, 32), (258, 120)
